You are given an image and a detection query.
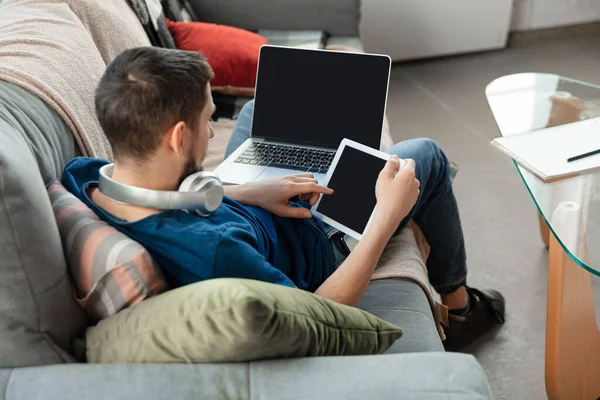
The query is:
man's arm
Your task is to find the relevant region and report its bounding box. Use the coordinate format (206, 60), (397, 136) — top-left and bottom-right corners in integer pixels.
(314, 157), (420, 306)
(223, 185), (248, 202)
(224, 178), (393, 305)
(224, 174), (333, 218)
(313, 223), (392, 305)
(223, 158), (419, 307)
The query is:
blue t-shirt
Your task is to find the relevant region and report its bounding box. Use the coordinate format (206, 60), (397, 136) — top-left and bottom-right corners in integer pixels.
(61, 158), (336, 291)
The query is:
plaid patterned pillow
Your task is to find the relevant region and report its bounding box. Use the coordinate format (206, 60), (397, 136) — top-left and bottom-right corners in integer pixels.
(47, 181), (168, 322)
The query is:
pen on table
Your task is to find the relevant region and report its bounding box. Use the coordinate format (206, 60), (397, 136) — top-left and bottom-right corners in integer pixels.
(567, 148), (600, 162)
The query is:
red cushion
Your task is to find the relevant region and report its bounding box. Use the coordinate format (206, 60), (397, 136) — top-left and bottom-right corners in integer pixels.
(167, 20), (267, 90)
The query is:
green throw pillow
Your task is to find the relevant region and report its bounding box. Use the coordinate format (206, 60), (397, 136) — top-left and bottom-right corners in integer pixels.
(86, 278), (403, 363)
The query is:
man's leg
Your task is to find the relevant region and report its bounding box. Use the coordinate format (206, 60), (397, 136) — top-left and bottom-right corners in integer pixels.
(387, 138), (505, 351)
(387, 138), (467, 296)
(225, 100), (254, 159)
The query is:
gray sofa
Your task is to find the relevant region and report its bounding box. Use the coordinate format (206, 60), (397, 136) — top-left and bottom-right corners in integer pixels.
(0, 1), (493, 399)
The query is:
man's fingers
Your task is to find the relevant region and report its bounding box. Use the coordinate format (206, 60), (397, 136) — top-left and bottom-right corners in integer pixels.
(294, 177), (319, 184)
(298, 193), (312, 201)
(289, 173), (315, 180)
(380, 157), (400, 178)
(297, 192), (321, 205)
(298, 193), (320, 202)
(309, 192), (320, 205)
(276, 205), (312, 219)
(402, 158), (416, 171)
(394, 159), (416, 182)
(294, 182), (333, 195)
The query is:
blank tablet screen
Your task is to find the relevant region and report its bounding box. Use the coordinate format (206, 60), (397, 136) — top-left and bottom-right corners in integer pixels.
(316, 146), (387, 234)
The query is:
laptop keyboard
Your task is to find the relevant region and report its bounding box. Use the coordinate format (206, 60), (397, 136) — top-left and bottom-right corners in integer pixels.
(234, 143), (336, 173)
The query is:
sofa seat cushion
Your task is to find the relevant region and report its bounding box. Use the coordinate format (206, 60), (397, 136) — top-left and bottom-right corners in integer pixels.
(203, 120), (237, 171)
(359, 280), (444, 353)
(86, 278), (403, 363)
(0, 353), (494, 400)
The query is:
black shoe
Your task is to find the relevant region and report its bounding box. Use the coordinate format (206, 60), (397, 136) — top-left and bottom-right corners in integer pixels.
(443, 287), (506, 352)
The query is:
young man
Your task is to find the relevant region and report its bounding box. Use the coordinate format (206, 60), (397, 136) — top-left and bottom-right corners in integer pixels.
(62, 47), (505, 351)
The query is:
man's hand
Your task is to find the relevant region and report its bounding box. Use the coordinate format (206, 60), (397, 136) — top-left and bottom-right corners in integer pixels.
(313, 157), (419, 306)
(225, 174), (333, 218)
(371, 155), (420, 238)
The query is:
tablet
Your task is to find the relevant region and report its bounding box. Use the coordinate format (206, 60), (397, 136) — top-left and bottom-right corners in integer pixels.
(312, 138), (391, 240)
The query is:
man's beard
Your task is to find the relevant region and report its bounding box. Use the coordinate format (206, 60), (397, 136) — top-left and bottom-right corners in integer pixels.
(177, 148), (203, 188)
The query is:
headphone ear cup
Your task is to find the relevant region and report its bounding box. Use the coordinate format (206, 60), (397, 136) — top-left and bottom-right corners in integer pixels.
(179, 172), (224, 216)
(178, 171), (223, 192)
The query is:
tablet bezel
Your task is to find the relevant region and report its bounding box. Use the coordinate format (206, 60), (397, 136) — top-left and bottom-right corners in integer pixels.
(312, 138), (391, 241)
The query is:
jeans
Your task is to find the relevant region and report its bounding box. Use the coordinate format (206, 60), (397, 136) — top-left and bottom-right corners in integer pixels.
(225, 100), (468, 294)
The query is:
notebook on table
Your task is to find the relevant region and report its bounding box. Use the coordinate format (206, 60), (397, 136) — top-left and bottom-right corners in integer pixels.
(491, 117), (600, 182)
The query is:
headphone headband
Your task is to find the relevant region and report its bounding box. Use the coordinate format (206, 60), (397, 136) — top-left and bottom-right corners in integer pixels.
(98, 164), (223, 216)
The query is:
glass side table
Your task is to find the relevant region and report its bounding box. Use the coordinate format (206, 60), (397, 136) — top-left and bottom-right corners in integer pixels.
(486, 73), (600, 400)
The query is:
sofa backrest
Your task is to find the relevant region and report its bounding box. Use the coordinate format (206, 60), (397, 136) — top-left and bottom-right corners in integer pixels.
(0, 80), (87, 368)
(0, 0), (154, 367)
(188, 0), (360, 37)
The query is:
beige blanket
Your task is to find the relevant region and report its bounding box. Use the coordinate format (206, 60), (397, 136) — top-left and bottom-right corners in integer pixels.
(0, 0), (151, 160)
(373, 222), (446, 340)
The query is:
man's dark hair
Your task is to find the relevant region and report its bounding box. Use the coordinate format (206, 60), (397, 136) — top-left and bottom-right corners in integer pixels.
(95, 47), (214, 161)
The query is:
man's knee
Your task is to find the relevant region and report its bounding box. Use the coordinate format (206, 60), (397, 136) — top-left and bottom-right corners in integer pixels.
(225, 100), (255, 157)
(395, 138), (445, 162)
(240, 99), (254, 118)
(420, 138), (449, 180)
(405, 138), (440, 157)
(393, 138), (449, 181)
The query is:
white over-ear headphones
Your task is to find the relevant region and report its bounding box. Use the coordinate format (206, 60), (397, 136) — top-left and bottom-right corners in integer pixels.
(98, 164), (224, 217)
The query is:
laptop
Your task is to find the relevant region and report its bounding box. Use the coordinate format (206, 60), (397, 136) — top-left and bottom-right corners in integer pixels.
(214, 45), (391, 185)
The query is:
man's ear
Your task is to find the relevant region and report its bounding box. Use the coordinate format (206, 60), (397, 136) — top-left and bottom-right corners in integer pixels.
(165, 121), (187, 157)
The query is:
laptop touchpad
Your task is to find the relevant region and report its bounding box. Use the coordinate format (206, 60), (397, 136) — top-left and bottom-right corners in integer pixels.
(256, 168), (294, 182)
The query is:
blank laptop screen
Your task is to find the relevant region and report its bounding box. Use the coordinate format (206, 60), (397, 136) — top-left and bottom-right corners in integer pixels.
(251, 46), (391, 150)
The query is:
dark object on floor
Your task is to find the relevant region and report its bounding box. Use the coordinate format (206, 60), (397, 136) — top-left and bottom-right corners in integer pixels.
(444, 287), (506, 352)
(212, 93), (252, 121)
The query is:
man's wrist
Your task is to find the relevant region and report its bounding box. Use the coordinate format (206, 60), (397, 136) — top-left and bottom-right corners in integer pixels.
(365, 225), (393, 244)
(369, 212), (398, 240)
(223, 185), (249, 204)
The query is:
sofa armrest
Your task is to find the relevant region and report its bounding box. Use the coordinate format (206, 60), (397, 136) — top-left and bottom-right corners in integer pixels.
(0, 353), (493, 400)
(187, 0), (360, 36)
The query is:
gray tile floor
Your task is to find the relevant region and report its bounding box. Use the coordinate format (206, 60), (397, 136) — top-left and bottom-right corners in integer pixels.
(386, 25), (600, 400)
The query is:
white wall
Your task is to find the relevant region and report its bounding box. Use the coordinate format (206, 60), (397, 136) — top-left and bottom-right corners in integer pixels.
(512, 0), (600, 31)
(360, 0), (513, 62)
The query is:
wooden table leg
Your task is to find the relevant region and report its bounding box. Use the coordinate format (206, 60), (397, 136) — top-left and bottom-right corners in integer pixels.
(539, 213), (550, 249)
(545, 202), (600, 400)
